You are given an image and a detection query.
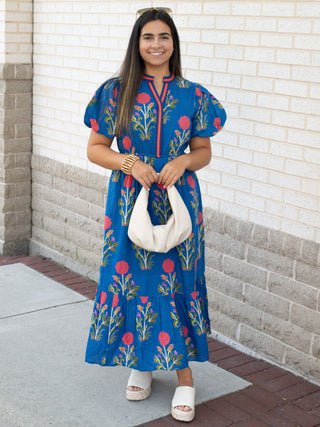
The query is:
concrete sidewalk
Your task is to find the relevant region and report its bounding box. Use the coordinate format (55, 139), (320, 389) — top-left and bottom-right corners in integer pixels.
(0, 262), (250, 427)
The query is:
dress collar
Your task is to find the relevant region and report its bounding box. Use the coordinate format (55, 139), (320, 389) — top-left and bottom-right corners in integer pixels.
(143, 73), (175, 82)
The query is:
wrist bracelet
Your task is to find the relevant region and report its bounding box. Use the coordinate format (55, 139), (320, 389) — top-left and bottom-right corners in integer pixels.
(121, 154), (139, 175)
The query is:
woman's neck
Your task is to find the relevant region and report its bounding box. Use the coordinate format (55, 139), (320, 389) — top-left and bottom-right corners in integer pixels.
(144, 65), (170, 80)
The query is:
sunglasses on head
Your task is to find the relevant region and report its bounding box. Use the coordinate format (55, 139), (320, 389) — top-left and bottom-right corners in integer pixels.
(136, 7), (173, 17)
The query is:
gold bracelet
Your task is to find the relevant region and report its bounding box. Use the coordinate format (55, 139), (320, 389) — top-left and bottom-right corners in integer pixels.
(121, 154), (139, 175)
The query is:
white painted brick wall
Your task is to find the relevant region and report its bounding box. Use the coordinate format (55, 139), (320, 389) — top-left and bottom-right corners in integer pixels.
(31, 0), (320, 243)
(1, 0), (32, 63)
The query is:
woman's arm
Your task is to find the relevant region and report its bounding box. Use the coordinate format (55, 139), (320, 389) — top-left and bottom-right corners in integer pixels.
(87, 130), (158, 189)
(157, 136), (212, 188)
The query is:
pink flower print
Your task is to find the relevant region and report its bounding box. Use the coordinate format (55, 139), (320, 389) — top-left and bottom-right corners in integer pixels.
(136, 92), (151, 104)
(113, 86), (118, 99)
(182, 325), (188, 337)
(158, 331), (170, 346)
(104, 216), (112, 230)
(198, 211), (203, 224)
(175, 130), (181, 137)
(123, 175), (133, 189)
(123, 136), (131, 150)
(122, 332), (134, 345)
(162, 259), (174, 274)
(115, 261), (129, 275)
(214, 117), (221, 129)
(178, 116), (190, 131)
(112, 294), (119, 308)
(100, 291), (107, 305)
(140, 296), (148, 304)
(191, 291), (198, 300)
(157, 182), (165, 191)
(187, 175), (196, 189)
(90, 118), (99, 132)
(195, 87), (203, 97)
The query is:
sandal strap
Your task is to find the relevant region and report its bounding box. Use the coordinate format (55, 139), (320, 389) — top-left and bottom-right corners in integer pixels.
(127, 369), (152, 390)
(172, 386), (195, 409)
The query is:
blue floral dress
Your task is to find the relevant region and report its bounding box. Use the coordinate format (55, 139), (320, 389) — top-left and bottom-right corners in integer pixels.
(84, 74), (226, 371)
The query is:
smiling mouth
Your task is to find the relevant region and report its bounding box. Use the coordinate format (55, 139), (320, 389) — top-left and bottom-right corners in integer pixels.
(149, 52), (165, 56)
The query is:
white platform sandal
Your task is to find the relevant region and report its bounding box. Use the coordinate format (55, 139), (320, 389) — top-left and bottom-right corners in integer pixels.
(126, 369), (152, 401)
(171, 386), (196, 422)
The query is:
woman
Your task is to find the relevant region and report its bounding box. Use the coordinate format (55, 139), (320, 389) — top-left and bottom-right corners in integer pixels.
(84, 7), (226, 422)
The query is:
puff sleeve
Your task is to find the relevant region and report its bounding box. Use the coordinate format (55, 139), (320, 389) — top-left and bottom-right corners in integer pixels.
(84, 78), (120, 139)
(191, 84), (227, 138)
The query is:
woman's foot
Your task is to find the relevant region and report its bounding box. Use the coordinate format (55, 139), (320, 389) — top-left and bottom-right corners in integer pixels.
(175, 366), (193, 412)
(126, 370), (152, 401)
(171, 384), (196, 422)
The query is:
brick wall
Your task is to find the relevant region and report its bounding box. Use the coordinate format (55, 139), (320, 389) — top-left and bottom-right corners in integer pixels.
(32, 0), (320, 243)
(0, 0), (32, 255)
(31, 155), (105, 282)
(0, 64), (32, 255)
(204, 208), (320, 383)
(15, 0), (320, 382)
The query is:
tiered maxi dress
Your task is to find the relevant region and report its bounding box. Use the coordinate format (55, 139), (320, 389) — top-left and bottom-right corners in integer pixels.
(84, 74), (226, 371)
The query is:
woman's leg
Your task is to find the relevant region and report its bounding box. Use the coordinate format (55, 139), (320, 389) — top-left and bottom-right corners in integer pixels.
(175, 366), (193, 412)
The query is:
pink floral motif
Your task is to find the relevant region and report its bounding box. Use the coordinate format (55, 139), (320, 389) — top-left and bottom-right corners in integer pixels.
(177, 233), (195, 271)
(123, 175), (133, 189)
(90, 118), (99, 132)
(136, 299), (157, 341)
(187, 175), (195, 189)
(214, 117), (221, 129)
(159, 259), (181, 295)
(162, 259), (174, 274)
(100, 291), (107, 305)
(182, 325), (188, 338)
(188, 292), (206, 335)
(120, 174), (135, 225)
(157, 182), (166, 191)
(115, 261), (129, 275)
(123, 136), (131, 150)
(113, 331), (137, 367)
(178, 116), (190, 131)
(113, 86), (118, 99)
(104, 216), (112, 230)
(136, 93), (151, 104)
(112, 294), (119, 308)
(111, 261), (139, 299)
(158, 331), (170, 346)
(195, 87), (203, 97)
(155, 331), (183, 370)
(191, 291), (198, 300)
(122, 332), (134, 345)
(198, 211), (203, 224)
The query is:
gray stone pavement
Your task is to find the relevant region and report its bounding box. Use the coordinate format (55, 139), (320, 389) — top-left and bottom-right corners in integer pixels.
(0, 263), (250, 427)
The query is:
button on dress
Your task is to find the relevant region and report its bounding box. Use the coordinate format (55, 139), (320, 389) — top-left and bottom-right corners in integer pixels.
(84, 74), (227, 371)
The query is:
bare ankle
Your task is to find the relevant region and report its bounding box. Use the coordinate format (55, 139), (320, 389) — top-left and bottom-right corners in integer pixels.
(176, 366), (193, 387)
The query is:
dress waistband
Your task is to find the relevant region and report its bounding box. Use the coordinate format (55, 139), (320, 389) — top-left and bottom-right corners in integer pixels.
(127, 152), (184, 159)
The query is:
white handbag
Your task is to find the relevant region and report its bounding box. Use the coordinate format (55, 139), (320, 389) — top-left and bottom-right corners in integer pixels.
(128, 186), (192, 253)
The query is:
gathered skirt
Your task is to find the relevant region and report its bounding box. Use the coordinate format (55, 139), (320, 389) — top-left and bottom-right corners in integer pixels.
(85, 155), (211, 371)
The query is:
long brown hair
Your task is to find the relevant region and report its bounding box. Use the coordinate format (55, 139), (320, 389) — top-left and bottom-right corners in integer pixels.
(115, 9), (182, 137)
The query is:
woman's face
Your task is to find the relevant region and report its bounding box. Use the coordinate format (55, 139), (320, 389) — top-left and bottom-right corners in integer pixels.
(139, 20), (174, 74)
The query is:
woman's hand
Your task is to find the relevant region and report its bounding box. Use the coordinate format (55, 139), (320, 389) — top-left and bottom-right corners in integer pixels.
(157, 155), (188, 189)
(158, 137), (212, 188)
(131, 160), (158, 190)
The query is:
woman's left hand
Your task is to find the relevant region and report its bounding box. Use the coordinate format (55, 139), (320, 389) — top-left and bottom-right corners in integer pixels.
(158, 155), (188, 189)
